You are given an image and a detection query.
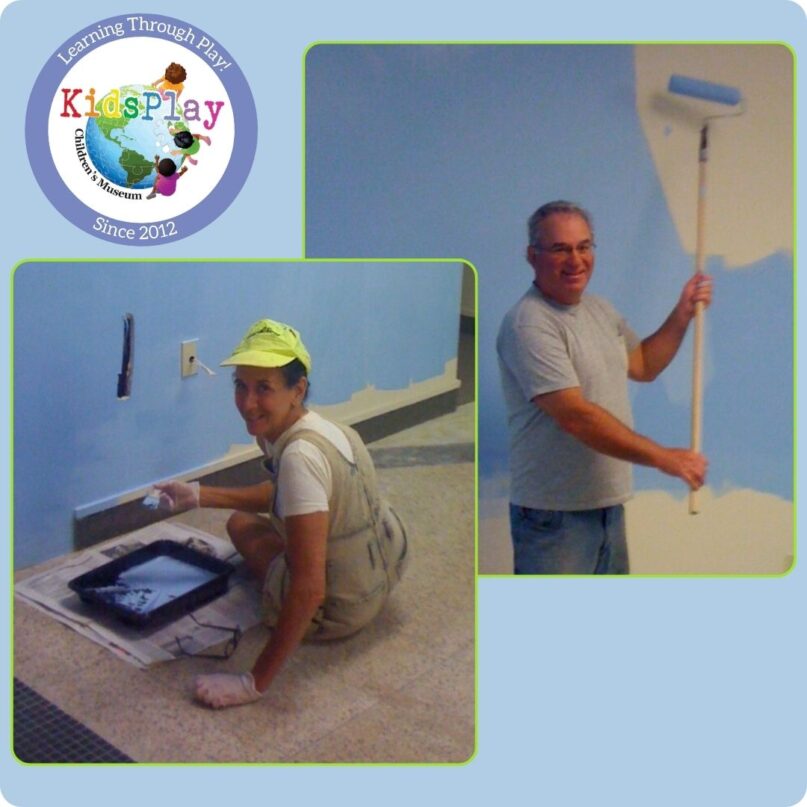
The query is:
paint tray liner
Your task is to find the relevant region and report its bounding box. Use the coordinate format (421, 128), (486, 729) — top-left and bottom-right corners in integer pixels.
(68, 540), (235, 629)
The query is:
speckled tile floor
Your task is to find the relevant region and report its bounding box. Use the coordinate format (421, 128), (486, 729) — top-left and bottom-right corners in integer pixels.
(13, 402), (475, 764)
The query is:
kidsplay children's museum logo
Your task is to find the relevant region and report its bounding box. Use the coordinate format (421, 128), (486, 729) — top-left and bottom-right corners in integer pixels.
(26, 14), (257, 245)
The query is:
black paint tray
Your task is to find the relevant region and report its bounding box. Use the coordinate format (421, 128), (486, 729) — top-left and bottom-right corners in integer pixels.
(68, 539), (235, 629)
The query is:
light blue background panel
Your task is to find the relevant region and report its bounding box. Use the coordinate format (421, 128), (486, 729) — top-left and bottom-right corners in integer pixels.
(2, 1), (805, 806)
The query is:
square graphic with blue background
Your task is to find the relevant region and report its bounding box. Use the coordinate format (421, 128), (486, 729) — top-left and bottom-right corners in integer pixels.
(2, 0), (806, 805)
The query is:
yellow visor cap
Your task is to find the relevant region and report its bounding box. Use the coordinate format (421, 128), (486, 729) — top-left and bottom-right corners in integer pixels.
(220, 319), (312, 373)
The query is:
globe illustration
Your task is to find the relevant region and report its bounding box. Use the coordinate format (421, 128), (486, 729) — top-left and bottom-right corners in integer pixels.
(85, 84), (187, 189)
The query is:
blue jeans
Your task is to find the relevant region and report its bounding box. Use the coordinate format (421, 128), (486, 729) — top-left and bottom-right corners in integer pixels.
(509, 504), (629, 575)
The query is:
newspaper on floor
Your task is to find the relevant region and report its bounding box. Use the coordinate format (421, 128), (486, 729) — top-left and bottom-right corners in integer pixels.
(14, 521), (264, 669)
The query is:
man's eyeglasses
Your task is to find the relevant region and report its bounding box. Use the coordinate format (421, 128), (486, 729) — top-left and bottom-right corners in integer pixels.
(175, 613), (242, 660)
(533, 241), (596, 258)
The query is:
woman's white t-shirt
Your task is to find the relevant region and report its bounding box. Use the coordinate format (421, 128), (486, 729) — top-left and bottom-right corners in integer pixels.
(260, 411), (355, 518)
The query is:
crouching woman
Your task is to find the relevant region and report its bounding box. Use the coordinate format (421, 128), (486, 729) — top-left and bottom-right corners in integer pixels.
(156, 319), (409, 708)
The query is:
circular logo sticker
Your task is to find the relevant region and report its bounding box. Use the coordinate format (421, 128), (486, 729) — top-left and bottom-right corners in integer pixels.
(26, 13), (257, 245)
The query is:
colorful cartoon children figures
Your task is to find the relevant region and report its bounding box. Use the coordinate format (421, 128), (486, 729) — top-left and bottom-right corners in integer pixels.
(153, 62), (187, 100)
(170, 126), (212, 166)
(146, 156), (188, 199)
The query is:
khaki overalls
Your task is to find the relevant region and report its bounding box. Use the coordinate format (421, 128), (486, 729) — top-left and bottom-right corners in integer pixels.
(262, 422), (409, 639)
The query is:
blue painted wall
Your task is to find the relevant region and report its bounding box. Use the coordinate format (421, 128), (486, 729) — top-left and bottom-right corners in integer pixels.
(13, 260), (461, 567)
(305, 44), (792, 502)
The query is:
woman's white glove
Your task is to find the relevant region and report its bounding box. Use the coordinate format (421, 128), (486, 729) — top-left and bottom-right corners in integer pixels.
(194, 672), (263, 709)
(153, 481), (200, 513)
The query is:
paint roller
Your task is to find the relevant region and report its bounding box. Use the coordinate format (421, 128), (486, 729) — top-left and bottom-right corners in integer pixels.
(667, 74), (744, 514)
(668, 75), (742, 107)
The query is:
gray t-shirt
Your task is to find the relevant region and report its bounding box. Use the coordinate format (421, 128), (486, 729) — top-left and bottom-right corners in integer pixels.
(496, 285), (641, 511)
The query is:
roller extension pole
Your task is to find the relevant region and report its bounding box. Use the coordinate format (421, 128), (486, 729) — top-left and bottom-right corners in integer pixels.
(689, 125), (708, 515)
(667, 74), (744, 514)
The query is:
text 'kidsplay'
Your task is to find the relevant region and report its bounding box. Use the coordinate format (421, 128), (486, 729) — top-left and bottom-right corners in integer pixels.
(58, 88), (226, 131)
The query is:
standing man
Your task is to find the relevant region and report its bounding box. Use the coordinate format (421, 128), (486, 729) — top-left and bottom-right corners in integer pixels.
(496, 200), (712, 574)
